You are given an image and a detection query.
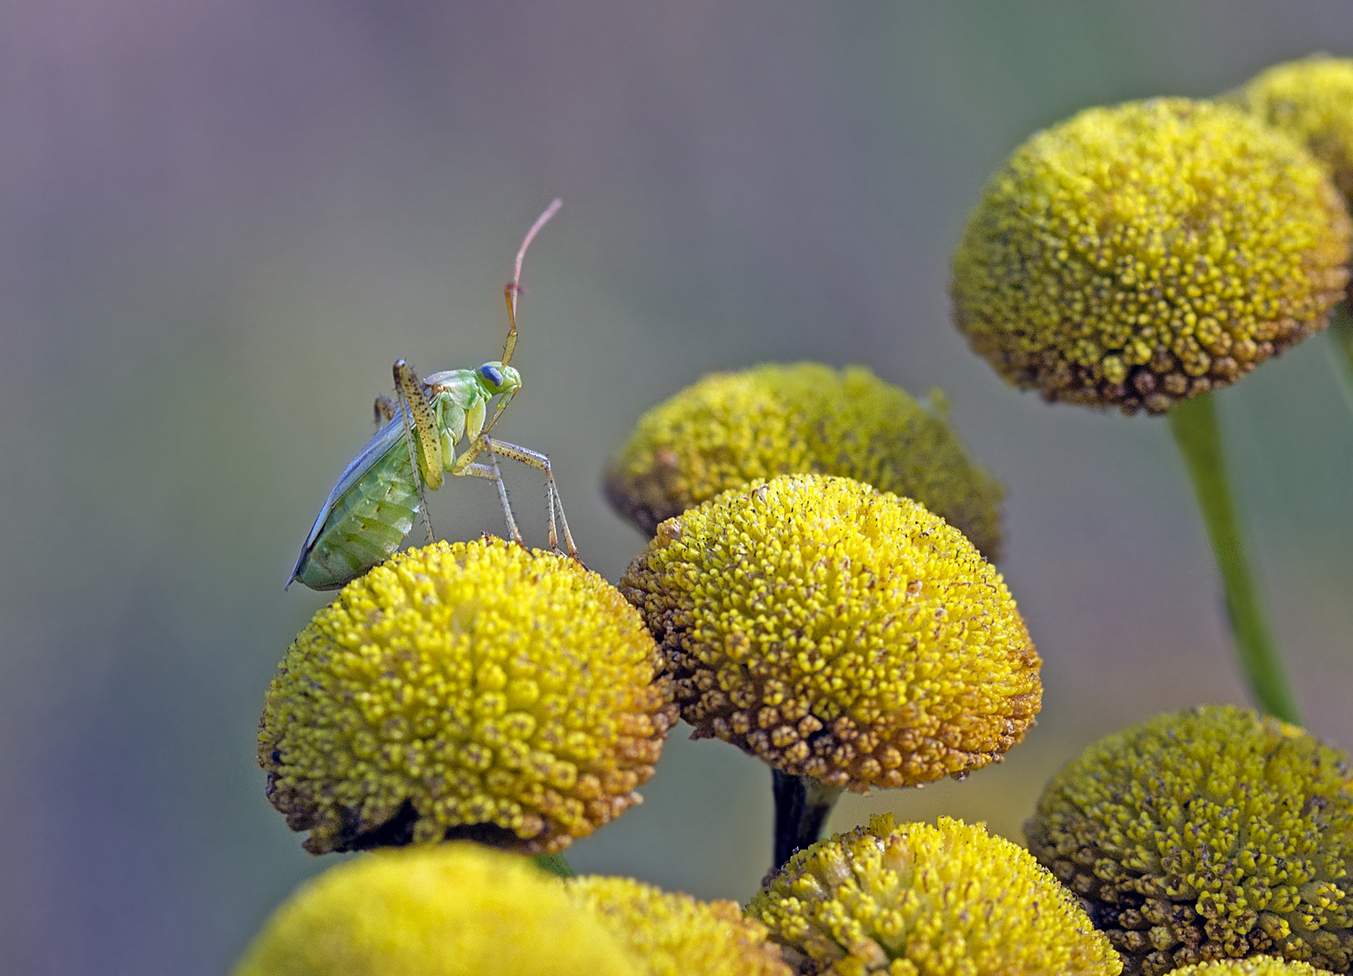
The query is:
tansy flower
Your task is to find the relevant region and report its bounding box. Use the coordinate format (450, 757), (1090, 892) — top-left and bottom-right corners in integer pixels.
(1025, 705), (1353, 976)
(231, 843), (643, 976)
(566, 876), (792, 976)
(1234, 56), (1353, 206)
(1166, 961), (1338, 976)
(952, 98), (1351, 414)
(619, 474), (1040, 792)
(747, 813), (1123, 976)
(604, 363), (1004, 559)
(259, 537), (677, 855)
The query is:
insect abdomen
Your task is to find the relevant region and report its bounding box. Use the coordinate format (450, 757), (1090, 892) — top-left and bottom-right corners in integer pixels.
(292, 441), (421, 590)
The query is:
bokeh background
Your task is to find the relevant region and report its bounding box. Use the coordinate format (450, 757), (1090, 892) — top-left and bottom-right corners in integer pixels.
(4, 2), (1353, 972)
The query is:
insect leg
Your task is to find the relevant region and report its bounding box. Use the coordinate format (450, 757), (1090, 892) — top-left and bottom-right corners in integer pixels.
(373, 395), (398, 424)
(456, 450), (526, 547)
(393, 359), (444, 544)
(471, 436), (578, 559)
(393, 360), (444, 490)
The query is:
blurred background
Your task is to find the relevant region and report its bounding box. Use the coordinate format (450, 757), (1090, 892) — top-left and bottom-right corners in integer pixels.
(4, 1), (1353, 972)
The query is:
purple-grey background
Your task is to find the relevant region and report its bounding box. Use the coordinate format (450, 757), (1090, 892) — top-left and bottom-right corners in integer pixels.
(3, 2), (1352, 973)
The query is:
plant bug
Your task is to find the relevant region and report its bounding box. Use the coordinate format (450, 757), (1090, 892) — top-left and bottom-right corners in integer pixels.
(286, 199), (576, 590)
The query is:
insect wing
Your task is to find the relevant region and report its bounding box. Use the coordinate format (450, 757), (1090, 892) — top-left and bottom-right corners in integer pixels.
(287, 415), (411, 588)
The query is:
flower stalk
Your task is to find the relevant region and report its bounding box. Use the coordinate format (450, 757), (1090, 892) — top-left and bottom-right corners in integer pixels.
(770, 771), (843, 873)
(1167, 393), (1299, 723)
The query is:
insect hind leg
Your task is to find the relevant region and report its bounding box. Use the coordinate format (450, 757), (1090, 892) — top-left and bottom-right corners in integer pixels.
(456, 449), (526, 549)
(467, 436), (578, 559)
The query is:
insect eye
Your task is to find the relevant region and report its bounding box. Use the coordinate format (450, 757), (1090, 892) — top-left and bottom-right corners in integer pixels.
(478, 364), (504, 387)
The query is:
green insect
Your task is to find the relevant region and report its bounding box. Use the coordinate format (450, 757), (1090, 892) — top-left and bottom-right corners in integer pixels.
(287, 199), (576, 590)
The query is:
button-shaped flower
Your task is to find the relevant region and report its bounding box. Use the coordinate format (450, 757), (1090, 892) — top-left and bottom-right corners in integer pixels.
(260, 537), (677, 855)
(619, 474), (1040, 791)
(1026, 705), (1353, 976)
(1167, 961), (1339, 976)
(953, 98), (1351, 414)
(747, 813), (1122, 976)
(605, 363), (1004, 559)
(566, 876), (792, 976)
(1235, 56), (1353, 207)
(232, 843), (643, 976)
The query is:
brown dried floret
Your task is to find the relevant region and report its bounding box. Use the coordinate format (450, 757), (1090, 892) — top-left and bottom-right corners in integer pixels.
(605, 363), (1003, 559)
(952, 98), (1351, 414)
(259, 538), (677, 855)
(1026, 705), (1353, 976)
(619, 474), (1040, 791)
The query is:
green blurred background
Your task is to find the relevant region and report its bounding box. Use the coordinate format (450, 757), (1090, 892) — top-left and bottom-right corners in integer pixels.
(4, 2), (1353, 972)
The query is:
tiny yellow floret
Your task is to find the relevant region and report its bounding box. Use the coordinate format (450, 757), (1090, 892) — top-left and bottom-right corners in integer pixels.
(259, 538), (677, 855)
(619, 474), (1040, 791)
(231, 843), (643, 976)
(747, 813), (1123, 976)
(567, 876), (793, 976)
(1235, 56), (1353, 206)
(952, 98), (1351, 414)
(1167, 959), (1338, 976)
(1026, 705), (1353, 976)
(605, 363), (1004, 559)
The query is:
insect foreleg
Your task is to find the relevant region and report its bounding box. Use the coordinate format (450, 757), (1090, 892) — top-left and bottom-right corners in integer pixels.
(478, 388), (517, 439)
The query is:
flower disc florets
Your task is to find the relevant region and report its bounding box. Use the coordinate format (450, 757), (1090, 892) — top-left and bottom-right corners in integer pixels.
(605, 363), (1004, 559)
(619, 474), (1040, 791)
(1236, 57), (1353, 206)
(260, 538), (677, 855)
(566, 876), (793, 976)
(1168, 960), (1338, 976)
(1025, 705), (1353, 976)
(747, 813), (1123, 976)
(232, 843), (643, 976)
(952, 98), (1351, 414)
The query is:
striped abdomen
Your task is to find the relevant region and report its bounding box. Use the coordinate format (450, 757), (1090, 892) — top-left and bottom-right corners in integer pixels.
(288, 418), (422, 590)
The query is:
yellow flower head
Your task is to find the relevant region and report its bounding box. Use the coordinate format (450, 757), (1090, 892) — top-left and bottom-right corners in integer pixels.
(231, 843), (643, 976)
(566, 876), (793, 976)
(1025, 705), (1353, 976)
(1167, 960), (1338, 976)
(1235, 56), (1353, 205)
(747, 813), (1123, 976)
(618, 474), (1040, 791)
(260, 538), (677, 855)
(604, 363), (1004, 560)
(952, 98), (1351, 414)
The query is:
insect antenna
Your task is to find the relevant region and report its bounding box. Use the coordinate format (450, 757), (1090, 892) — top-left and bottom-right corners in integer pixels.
(501, 197), (562, 366)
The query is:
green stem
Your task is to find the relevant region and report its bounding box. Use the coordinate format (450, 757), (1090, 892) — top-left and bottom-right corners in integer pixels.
(531, 853), (576, 878)
(1325, 303), (1353, 417)
(1167, 392), (1299, 724)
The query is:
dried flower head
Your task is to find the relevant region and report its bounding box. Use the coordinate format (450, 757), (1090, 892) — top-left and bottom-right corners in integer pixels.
(747, 813), (1123, 976)
(260, 537), (676, 855)
(1235, 56), (1353, 205)
(952, 98), (1351, 414)
(619, 474), (1040, 791)
(231, 843), (643, 976)
(1026, 705), (1353, 976)
(567, 876), (792, 976)
(605, 363), (1003, 559)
